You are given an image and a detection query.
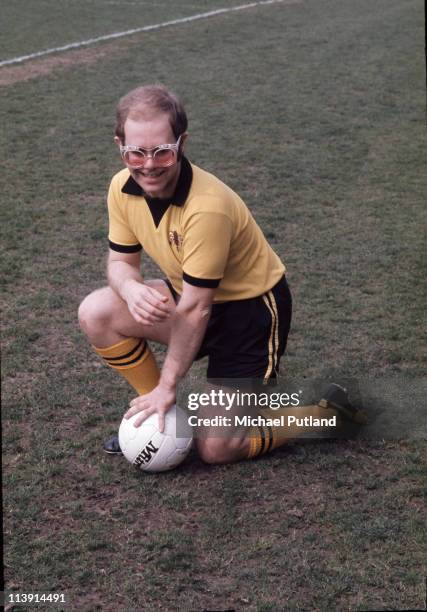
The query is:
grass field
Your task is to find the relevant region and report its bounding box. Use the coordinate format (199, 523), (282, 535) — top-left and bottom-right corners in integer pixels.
(1, 0), (426, 610)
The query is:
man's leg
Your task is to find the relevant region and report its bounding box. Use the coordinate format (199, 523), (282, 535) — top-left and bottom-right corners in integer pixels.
(78, 279), (175, 348)
(196, 384), (367, 464)
(78, 280), (176, 450)
(193, 384), (251, 464)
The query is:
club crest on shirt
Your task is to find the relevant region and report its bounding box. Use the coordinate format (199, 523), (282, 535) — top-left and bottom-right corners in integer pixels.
(168, 230), (183, 250)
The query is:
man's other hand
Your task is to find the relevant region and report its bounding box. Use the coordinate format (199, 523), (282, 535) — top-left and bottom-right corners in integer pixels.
(124, 384), (176, 432)
(122, 279), (171, 326)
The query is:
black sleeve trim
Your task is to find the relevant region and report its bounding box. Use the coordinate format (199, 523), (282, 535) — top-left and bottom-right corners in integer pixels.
(183, 272), (221, 288)
(109, 240), (142, 253)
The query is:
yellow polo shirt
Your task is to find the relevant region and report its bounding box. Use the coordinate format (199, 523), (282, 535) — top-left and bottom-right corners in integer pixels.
(108, 157), (285, 302)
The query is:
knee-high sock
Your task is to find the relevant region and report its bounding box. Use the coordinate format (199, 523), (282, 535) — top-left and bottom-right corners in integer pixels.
(94, 337), (160, 395)
(247, 403), (339, 459)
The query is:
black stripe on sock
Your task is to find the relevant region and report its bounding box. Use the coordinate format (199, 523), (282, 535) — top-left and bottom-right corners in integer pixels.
(106, 342), (147, 367)
(266, 426), (274, 452)
(104, 340), (144, 363)
(258, 425), (266, 455)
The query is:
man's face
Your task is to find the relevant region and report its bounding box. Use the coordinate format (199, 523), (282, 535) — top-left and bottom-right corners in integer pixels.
(120, 113), (184, 199)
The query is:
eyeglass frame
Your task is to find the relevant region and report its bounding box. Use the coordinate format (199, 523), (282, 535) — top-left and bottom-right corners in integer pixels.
(119, 134), (184, 168)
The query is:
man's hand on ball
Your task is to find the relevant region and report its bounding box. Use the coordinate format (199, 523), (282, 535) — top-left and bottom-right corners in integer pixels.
(122, 279), (171, 326)
(124, 384), (176, 432)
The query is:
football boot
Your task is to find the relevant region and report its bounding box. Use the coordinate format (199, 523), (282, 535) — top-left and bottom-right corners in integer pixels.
(103, 435), (122, 454)
(318, 383), (368, 424)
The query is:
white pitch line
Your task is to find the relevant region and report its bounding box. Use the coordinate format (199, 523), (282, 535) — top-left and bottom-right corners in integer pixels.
(0, 0), (288, 67)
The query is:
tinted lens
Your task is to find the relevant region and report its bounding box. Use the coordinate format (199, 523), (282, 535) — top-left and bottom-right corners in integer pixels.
(153, 148), (176, 167)
(123, 149), (145, 168)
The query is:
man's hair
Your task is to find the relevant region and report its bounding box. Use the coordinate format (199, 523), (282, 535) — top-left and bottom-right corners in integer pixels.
(115, 84), (188, 141)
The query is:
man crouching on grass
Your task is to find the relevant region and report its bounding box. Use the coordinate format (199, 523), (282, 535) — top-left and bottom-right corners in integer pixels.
(78, 84), (365, 465)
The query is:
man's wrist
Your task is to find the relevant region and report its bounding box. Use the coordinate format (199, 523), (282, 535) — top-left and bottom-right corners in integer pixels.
(159, 374), (178, 393)
(119, 277), (139, 300)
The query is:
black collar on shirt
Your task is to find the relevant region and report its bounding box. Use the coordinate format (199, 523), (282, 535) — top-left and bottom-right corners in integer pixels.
(121, 156), (192, 227)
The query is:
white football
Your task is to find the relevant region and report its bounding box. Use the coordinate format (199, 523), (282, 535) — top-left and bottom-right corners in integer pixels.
(118, 405), (193, 472)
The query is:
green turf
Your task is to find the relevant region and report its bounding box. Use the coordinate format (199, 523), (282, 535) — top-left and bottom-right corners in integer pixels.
(1, 0), (426, 609)
(0, 0), (247, 61)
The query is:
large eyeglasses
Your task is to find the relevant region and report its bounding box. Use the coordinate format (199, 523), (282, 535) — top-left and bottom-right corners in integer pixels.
(119, 135), (183, 168)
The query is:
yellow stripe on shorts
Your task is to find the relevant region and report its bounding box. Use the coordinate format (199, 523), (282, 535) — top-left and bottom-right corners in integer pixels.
(262, 290), (279, 381)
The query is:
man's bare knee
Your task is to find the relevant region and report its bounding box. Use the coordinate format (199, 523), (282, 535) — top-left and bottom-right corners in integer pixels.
(78, 280), (174, 347)
(196, 437), (246, 465)
(78, 287), (118, 339)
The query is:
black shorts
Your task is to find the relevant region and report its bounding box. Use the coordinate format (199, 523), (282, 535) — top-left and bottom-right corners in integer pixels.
(165, 276), (292, 380)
